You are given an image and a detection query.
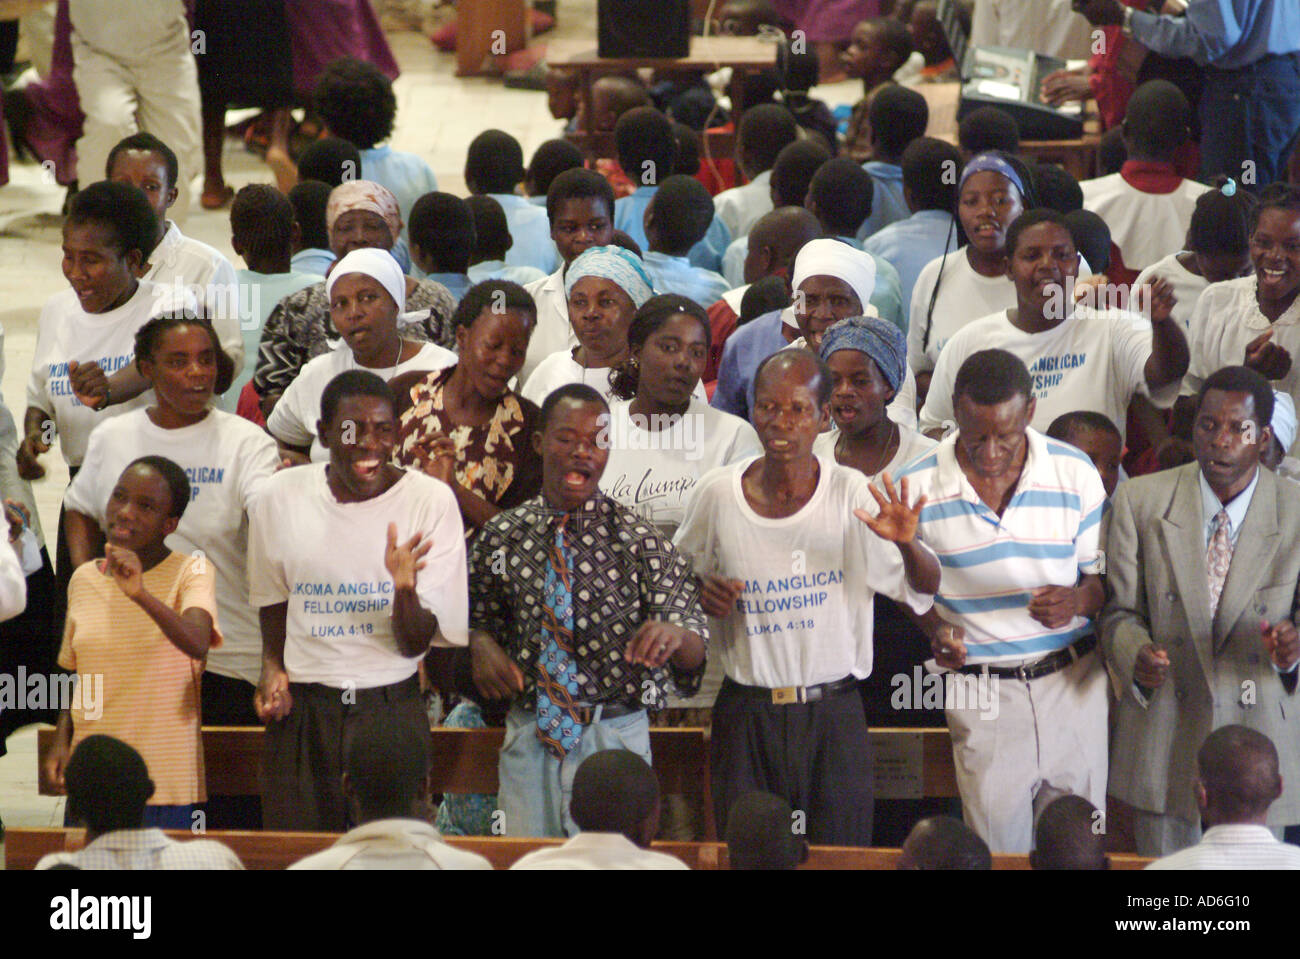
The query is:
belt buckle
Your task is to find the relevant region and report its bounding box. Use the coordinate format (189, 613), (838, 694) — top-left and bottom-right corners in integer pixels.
(771, 686), (802, 705)
(1015, 663), (1030, 683)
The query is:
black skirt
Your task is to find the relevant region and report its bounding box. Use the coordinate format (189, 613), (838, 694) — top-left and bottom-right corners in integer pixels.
(194, 0), (295, 110)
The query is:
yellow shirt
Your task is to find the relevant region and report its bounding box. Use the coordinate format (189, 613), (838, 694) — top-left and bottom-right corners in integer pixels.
(58, 552), (221, 806)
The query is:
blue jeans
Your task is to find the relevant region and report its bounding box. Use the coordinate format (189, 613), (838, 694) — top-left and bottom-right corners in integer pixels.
(498, 704), (651, 837)
(1199, 52), (1300, 188)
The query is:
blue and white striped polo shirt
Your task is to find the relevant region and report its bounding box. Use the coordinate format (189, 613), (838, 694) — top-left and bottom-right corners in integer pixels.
(896, 428), (1107, 665)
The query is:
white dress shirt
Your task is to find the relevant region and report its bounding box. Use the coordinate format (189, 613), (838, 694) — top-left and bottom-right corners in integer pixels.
(1147, 824), (1300, 870)
(509, 832), (689, 870)
(289, 819), (493, 870)
(36, 828), (244, 870)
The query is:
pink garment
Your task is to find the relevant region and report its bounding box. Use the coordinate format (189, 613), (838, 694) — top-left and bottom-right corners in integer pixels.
(769, 0), (880, 44)
(284, 0), (399, 100)
(11, 0), (82, 185)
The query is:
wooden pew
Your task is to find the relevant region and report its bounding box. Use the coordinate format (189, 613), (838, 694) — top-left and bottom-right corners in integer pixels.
(3, 827), (1152, 871)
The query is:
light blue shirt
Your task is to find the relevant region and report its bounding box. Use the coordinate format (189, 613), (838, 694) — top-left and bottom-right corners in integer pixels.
(641, 251), (730, 307)
(862, 210), (958, 323)
(467, 260), (548, 286)
(1130, 0), (1300, 70)
(855, 161), (910, 243)
(615, 184), (732, 272)
(358, 145), (439, 246)
(487, 193), (560, 274)
(424, 272), (472, 304)
(711, 308), (787, 420)
(1199, 465), (1259, 549)
(223, 268), (323, 408)
(291, 248), (335, 276)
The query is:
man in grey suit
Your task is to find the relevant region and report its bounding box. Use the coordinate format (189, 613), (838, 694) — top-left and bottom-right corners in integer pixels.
(1103, 365), (1300, 857)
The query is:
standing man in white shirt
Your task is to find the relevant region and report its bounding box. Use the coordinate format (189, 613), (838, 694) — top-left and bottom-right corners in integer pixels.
(899, 349), (1110, 853)
(1148, 726), (1300, 869)
(674, 349), (940, 846)
(971, 0), (1094, 60)
(250, 370), (469, 832)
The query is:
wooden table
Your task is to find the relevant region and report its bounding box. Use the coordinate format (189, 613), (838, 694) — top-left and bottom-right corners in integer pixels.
(546, 34), (780, 159)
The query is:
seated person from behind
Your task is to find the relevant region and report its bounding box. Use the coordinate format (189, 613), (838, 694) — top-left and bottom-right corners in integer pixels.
(726, 791), (810, 870)
(510, 750), (690, 870)
(1029, 794), (1109, 870)
(897, 816), (993, 870)
(642, 175), (730, 308)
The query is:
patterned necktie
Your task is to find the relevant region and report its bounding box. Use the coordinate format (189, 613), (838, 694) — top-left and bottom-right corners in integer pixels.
(536, 516), (585, 758)
(1206, 509), (1233, 617)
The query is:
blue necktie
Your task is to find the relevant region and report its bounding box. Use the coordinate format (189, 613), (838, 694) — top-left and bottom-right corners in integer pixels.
(536, 517), (584, 757)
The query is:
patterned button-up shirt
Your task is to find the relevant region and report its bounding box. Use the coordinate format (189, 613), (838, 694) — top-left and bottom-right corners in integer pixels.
(36, 828), (244, 870)
(469, 491), (708, 710)
(253, 278), (456, 399)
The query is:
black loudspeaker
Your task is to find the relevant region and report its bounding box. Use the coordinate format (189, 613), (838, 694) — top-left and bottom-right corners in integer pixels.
(598, 0), (690, 59)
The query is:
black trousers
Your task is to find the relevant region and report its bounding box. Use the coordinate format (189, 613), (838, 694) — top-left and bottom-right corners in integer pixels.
(261, 674), (426, 832)
(711, 676), (874, 847)
(200, 671), (263, 830)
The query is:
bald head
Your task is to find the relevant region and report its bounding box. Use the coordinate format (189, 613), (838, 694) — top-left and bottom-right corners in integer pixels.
(754, 348), (832, 409)
(592, 75), (650, 131)
(744, 206), (821, 285)
(1031, 795), (1108, 870)
(898, 816), (992, 870)
(1197, 725), (1283, 826)
(569, 749), (661, 846)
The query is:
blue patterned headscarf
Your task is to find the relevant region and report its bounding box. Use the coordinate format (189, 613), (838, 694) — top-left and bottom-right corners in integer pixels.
(564, 245), (655, 308)
(818, 314), (907, 392)
(959, 152), (1026, 197)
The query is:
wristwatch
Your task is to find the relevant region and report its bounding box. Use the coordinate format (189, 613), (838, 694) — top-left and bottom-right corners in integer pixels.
(1121, 4), (1135, 35)
(94, 385), (111, 412)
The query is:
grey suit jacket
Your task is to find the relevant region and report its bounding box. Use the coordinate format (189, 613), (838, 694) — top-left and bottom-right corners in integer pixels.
(1101, 463), (1300, 823)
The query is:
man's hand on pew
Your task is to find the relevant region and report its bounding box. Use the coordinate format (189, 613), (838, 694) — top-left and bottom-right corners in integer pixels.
(470, 629), (525, 700)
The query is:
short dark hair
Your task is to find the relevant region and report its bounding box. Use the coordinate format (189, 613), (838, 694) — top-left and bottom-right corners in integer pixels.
(1004, 207), (1072, 258)
(569, 750), (659, 839)
(900, 816), (993, 870)
(297, 136), (363, 187)
(648, 174), (715, 252)
(610, 293), (710, 400)
(546, 168), (615, 225)
(671, 122), (701, 177)
(1197, 365), (1274, 427)
(134, 312), (235, 395)
(1198, 725), (1283, 822)
(869, 84), (929, 158)
(809, 158), (875, 235)
(726, 791), (806, 870)
(408, 192), (474, 273)
(66, 180), (158, 259)
(740, 275), (790, 325)
(1063, 209), (1111, 273)
(287, 180), (333, 251)
(466, 129), (525, 194)
(1189, 188), (1254, 256)
(312, 57), (396, 149)
(344, 715), (429, 820)
(777, 42), (820, 93)
(738, 103), (800, 174)
(1123, 79), (1192, 159)
(959, 106), (1020, 155)
(231, 184), (295, 263)
(1249, 181), (1300, 234)
(65, 735), (153, 834)
(450, 280), (536, 333)
(874, 16), (916, 66)
(539, 382), (609, 431)
(754, 348), (833, 408)
(125, 455), (191, 519)
(1098, 126), (1127, 176)
(320, 369), (396, 427)
(106, 131), (178, 189)
(953, 349), (1033, 407)
(1046, 410), (1121, 445)
(1032, 795), (1108, 870)
(465, 195), (511, 261)
(610, 229), (643, 257)
(771, 139), (831, 208)
(526, 139), (585, 196)
(615, 107), (676, 188)
(1033, 163), (1083, 214)
(902, 137), (962, 212)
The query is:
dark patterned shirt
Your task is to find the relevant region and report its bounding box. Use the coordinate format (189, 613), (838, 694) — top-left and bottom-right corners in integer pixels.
(253, 278), (456, 398)
(468, 491), (708, 710)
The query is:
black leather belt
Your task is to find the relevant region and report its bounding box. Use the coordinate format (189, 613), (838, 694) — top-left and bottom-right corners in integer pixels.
(572, 702), (641, 724)
(959, 635), (1097, 681)
(726, 675), (859, 705)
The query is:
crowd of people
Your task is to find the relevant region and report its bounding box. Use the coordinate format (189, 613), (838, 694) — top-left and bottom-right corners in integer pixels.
(1, 0), (1300, 871)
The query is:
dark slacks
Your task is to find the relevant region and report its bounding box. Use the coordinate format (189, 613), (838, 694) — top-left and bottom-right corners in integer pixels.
(261, 674), (426, 832)
(711, 676), (874, 847)
(200, 671), (263, 830)
(1199, 52), (1300, 188)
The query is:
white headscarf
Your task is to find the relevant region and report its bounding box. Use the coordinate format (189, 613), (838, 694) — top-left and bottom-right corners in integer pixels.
(784, 239), (879, 330)
(326, 248), (406, 314)
(1273, 390), (1296, 452)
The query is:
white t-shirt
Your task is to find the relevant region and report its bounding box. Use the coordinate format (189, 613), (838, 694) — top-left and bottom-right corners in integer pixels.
(521, 350), (708, 408)
(812, 422), (937, 484)
(247, 465), (469, 689)
(25, 280), (192, 466)
(919, 306), (1168, 443)
(521, 269), (576, 385)
(1133, 252), (1209, 332)
(1184, 275), (1300, 397)
(1080, 174), (1209, 276)
(907, 251), (1018, 375)
(63, 409), (280, 684)
(673, 455), (935, 689)
(268, 341), (457, 461)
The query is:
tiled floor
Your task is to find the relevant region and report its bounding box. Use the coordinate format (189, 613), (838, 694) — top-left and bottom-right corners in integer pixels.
(0, 7), (867, 853)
